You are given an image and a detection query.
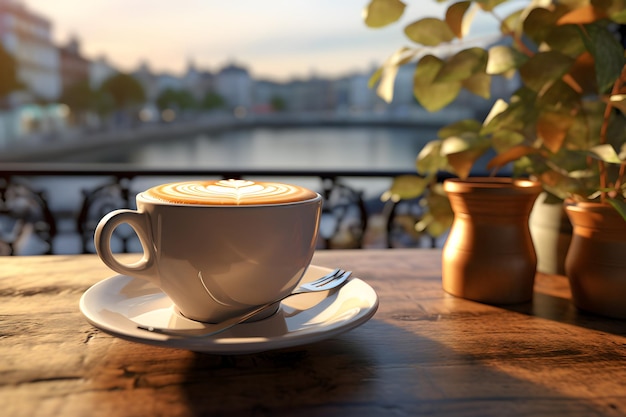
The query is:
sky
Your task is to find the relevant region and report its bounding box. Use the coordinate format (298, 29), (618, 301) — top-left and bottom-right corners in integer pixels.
(24, 0), (509, 81)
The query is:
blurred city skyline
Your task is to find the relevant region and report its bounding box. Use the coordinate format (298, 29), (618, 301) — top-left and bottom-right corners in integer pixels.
(24, 0), (510, 81)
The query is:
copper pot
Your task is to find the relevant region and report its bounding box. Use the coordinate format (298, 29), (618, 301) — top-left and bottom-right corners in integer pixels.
(565, 201), (626, 319)
(442, 177), (542, 304)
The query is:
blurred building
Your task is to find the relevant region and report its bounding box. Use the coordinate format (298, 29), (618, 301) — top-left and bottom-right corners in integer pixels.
(155, 72), (184, 93)
(345, 66), (387, 113)
(133, 61), (158, 102)
(89, 55), (117, 90)
(252, 79), (287, 113)
(215, 63), (252, 110)
(58, 35), (89, 94)
(0, 0), (61, 102)
(182, 58), (214, 101)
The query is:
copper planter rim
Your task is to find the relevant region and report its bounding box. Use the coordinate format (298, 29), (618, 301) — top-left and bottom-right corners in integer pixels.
(443, 177), (542, 195)
(565, 199), (619, 212)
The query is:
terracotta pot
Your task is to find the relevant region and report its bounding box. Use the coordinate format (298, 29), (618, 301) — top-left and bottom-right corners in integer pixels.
(442, 177), (542, 304)
(565, 201), (626, 319)
(529, 192), (572, 275)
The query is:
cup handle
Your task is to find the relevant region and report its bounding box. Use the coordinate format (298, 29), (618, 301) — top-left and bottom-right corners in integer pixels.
(94, 209), (157, 281)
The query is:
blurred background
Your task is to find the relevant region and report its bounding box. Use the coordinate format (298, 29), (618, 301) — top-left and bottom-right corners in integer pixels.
(0, 0), (520, 163)
(0, 0), (520, 254)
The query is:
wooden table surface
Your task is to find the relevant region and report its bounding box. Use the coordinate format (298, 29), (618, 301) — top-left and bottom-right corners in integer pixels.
(1, 249), (625, 417)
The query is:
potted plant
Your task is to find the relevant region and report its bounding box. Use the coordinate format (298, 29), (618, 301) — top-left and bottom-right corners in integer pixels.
(363, 0), (626, 304)
(563, 65), (626, 319)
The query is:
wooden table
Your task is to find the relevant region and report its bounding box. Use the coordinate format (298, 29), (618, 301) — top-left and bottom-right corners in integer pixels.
(1, 249), (625, 417)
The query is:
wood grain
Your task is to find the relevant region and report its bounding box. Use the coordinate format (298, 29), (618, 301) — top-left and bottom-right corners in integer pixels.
(1, 250), (625, 417)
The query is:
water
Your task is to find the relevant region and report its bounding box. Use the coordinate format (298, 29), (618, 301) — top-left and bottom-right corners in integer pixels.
(11, 125), (444, 254)
(55, 125), (440, 171)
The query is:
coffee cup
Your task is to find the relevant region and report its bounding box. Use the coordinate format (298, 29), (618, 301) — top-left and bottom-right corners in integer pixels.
(94, 179), (322, 323)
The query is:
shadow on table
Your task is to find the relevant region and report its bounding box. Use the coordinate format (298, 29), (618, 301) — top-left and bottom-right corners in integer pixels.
(503, 290), (626, 338)
(169, 319), (606, 417)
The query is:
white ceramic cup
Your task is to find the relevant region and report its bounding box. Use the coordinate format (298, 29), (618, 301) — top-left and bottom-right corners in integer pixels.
(94, 179), (322, 323)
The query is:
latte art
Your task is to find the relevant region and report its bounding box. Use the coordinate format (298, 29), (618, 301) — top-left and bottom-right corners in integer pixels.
(144, 179), (318, 205)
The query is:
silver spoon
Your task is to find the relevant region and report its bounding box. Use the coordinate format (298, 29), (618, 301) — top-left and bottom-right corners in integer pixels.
(137, 268), (352, 338)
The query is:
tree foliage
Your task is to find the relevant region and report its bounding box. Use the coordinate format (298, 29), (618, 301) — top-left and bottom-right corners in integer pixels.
(201, 92), (225, 110)
(60, 80), (94, 113)
(270, 95), (287, 111)
(0, 42), (22, 104)
(156, 88), (197, 111)
(100, 73), (145, 109)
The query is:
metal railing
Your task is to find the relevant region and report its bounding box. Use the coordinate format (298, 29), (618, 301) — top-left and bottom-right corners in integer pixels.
(0, 163), (443, 255)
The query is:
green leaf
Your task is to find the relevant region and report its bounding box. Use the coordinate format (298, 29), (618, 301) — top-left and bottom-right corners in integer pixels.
(610, 8), (626, 23)
(373, 47), (416, 102)
(438, 119), (482, 139)
(404, 18), (455, 46)
(542, 192), (565, 204)
(482, 91), (538, 135)
(519, 51), (575, 93)
(588, 144), (623, 164)
(416, 206), (454, 237)
(610, 94), (626, 115)
(413, 55), (462, 111)
(368, 67), (384, 89)
(363, 0), (407, 28)
(440, 132), (480, 155)
(540, 168), (593, 200)
(607, 198), (626, 222)
(565, 101), (604, 148)
(500, 8), (524, 36)
(491, 129), (526, 152)
(550, 147), (590, 172)
(447, 147), (490, 179)
(536, 111), (575, 153)
(619, 142), (626, 160)
(486, 45), (528, 75)
(445, 1), (473, 38)
(475, 0), (508, 11)
(435, 47), (488, 82)
(605, 0), (626, 22)
(423, 206), (454, 237)
(441, 133), (491, 178)
(462, 71), (491, 99)
(487, 145), (537, 170)
(384, 175), (430, 201)
(416, 140), (449, 175)
(482, 99), (509, 127)
(376, 65), (399, 103)
(568, 169), (596, 179)
(523, 7), (557, 44)
(577, 22), (626, 93)
(538, 79), (581, 109)
(544, 24), (586, 58)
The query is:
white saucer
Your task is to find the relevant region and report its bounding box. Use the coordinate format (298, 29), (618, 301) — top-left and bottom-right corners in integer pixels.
(80, 265), (378, 354)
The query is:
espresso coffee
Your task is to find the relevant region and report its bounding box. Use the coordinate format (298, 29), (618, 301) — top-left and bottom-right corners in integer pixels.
(95, 178), (322, 322)
(144, 179), (318, 206)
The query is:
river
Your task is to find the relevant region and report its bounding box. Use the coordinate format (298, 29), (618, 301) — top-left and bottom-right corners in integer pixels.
(52, 125), (440, 171)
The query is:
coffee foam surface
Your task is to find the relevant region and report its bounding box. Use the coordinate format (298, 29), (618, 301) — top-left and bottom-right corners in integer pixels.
(144, 179), (318, 205)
